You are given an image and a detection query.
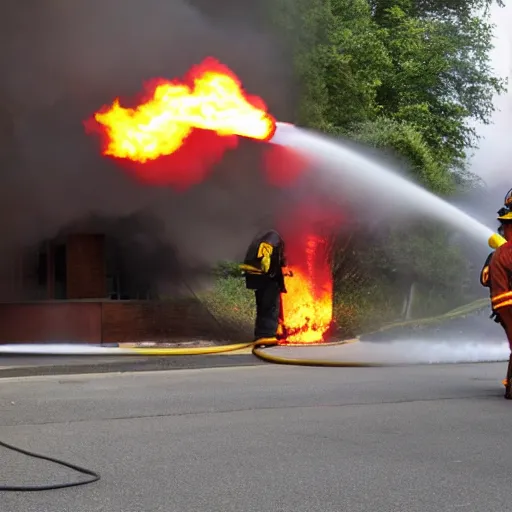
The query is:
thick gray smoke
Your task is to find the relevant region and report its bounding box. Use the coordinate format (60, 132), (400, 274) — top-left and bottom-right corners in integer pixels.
(0, 0), (295, 285)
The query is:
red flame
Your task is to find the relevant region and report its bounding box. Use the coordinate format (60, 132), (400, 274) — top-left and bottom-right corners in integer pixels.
(281, 234), (334, 343)
(278, 202), (341, 344)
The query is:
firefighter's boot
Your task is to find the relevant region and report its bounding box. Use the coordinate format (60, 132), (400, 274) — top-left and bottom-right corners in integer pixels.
(254, 337), (278, 348)
(504, 354), (512, 399)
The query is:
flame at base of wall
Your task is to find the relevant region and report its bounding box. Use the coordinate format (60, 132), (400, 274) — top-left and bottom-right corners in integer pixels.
(280, 233), (334, 344)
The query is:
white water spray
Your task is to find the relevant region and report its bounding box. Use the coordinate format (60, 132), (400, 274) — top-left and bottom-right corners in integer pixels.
(0, 340), (507, 363)
(379, 340), (509, 364)
(271, 123), (495, 244)
(269, 340), (509, 364)
(270, 123), (505, 364)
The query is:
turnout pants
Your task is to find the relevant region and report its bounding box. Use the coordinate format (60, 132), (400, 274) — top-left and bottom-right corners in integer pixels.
(496, 307), (512, 399)
(254, 281), (281, 340)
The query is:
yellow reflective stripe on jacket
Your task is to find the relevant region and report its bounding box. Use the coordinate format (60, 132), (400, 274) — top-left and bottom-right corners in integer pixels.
(492, 291), (512, 304)
(494, 299), (512, 310)
(257, 242), (273, 273)
(481, 265), (490, 287)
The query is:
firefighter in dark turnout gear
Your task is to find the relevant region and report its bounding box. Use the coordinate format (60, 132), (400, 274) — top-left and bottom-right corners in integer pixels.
(240, 230), (290, 344)
(481, 188), (512, 398)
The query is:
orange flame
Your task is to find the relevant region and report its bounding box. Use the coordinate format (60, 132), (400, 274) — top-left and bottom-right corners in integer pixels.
(281, 235), (333, 344)
(90, 58), (276, 163)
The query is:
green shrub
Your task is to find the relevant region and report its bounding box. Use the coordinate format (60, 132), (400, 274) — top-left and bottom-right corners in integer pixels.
(199, 275), (255, 338)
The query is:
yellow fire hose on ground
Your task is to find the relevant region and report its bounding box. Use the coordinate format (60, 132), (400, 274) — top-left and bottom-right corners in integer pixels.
(1, 232), (507, 492)
(124, 339), (371, 366)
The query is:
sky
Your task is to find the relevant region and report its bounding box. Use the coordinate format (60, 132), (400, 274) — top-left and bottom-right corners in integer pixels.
(469, 1), (512, 184)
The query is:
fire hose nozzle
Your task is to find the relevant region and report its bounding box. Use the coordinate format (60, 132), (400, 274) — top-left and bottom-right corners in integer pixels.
(489, 233), (507, 250)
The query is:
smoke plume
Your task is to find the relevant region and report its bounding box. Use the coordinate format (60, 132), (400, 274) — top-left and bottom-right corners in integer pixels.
(0, 0), (295, 283)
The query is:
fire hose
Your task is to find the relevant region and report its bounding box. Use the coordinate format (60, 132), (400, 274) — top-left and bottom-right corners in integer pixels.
(0, 439), (100, 491)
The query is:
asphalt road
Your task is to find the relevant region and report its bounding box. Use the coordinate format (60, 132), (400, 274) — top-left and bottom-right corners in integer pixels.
(1, 362), (511, 512)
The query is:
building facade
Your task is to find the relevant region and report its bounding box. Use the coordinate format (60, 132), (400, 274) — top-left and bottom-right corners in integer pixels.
(0, 233), (224, 344)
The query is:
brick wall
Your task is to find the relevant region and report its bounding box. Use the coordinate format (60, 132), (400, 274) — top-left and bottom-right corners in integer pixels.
(0, 302), (102, 343)
(101, 300), (227, 343)
(66, 234), (106, 299)
(0, 299), (238, 343)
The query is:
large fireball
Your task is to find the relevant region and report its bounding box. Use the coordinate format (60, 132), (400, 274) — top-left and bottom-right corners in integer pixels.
(87, 57), (276, 164)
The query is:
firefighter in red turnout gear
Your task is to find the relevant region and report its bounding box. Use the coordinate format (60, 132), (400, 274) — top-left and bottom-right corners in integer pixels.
(481, 188), (512, 398)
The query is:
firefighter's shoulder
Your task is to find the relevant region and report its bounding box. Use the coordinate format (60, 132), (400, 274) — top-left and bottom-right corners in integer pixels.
(483, 251), (494, 266)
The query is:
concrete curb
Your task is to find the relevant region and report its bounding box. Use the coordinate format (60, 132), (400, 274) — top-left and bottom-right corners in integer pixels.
(0, 353), (265, 379)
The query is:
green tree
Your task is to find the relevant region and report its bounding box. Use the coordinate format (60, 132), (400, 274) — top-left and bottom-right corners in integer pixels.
(372, 2), (506, 170)
(371, 0), (504, 21)
(271, 0), (506, 176)
(271, 0), (389, 131)
(264, 0), (504, 328)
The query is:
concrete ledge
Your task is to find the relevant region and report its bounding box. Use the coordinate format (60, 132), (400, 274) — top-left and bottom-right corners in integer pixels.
(0, 353), (265, 379)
